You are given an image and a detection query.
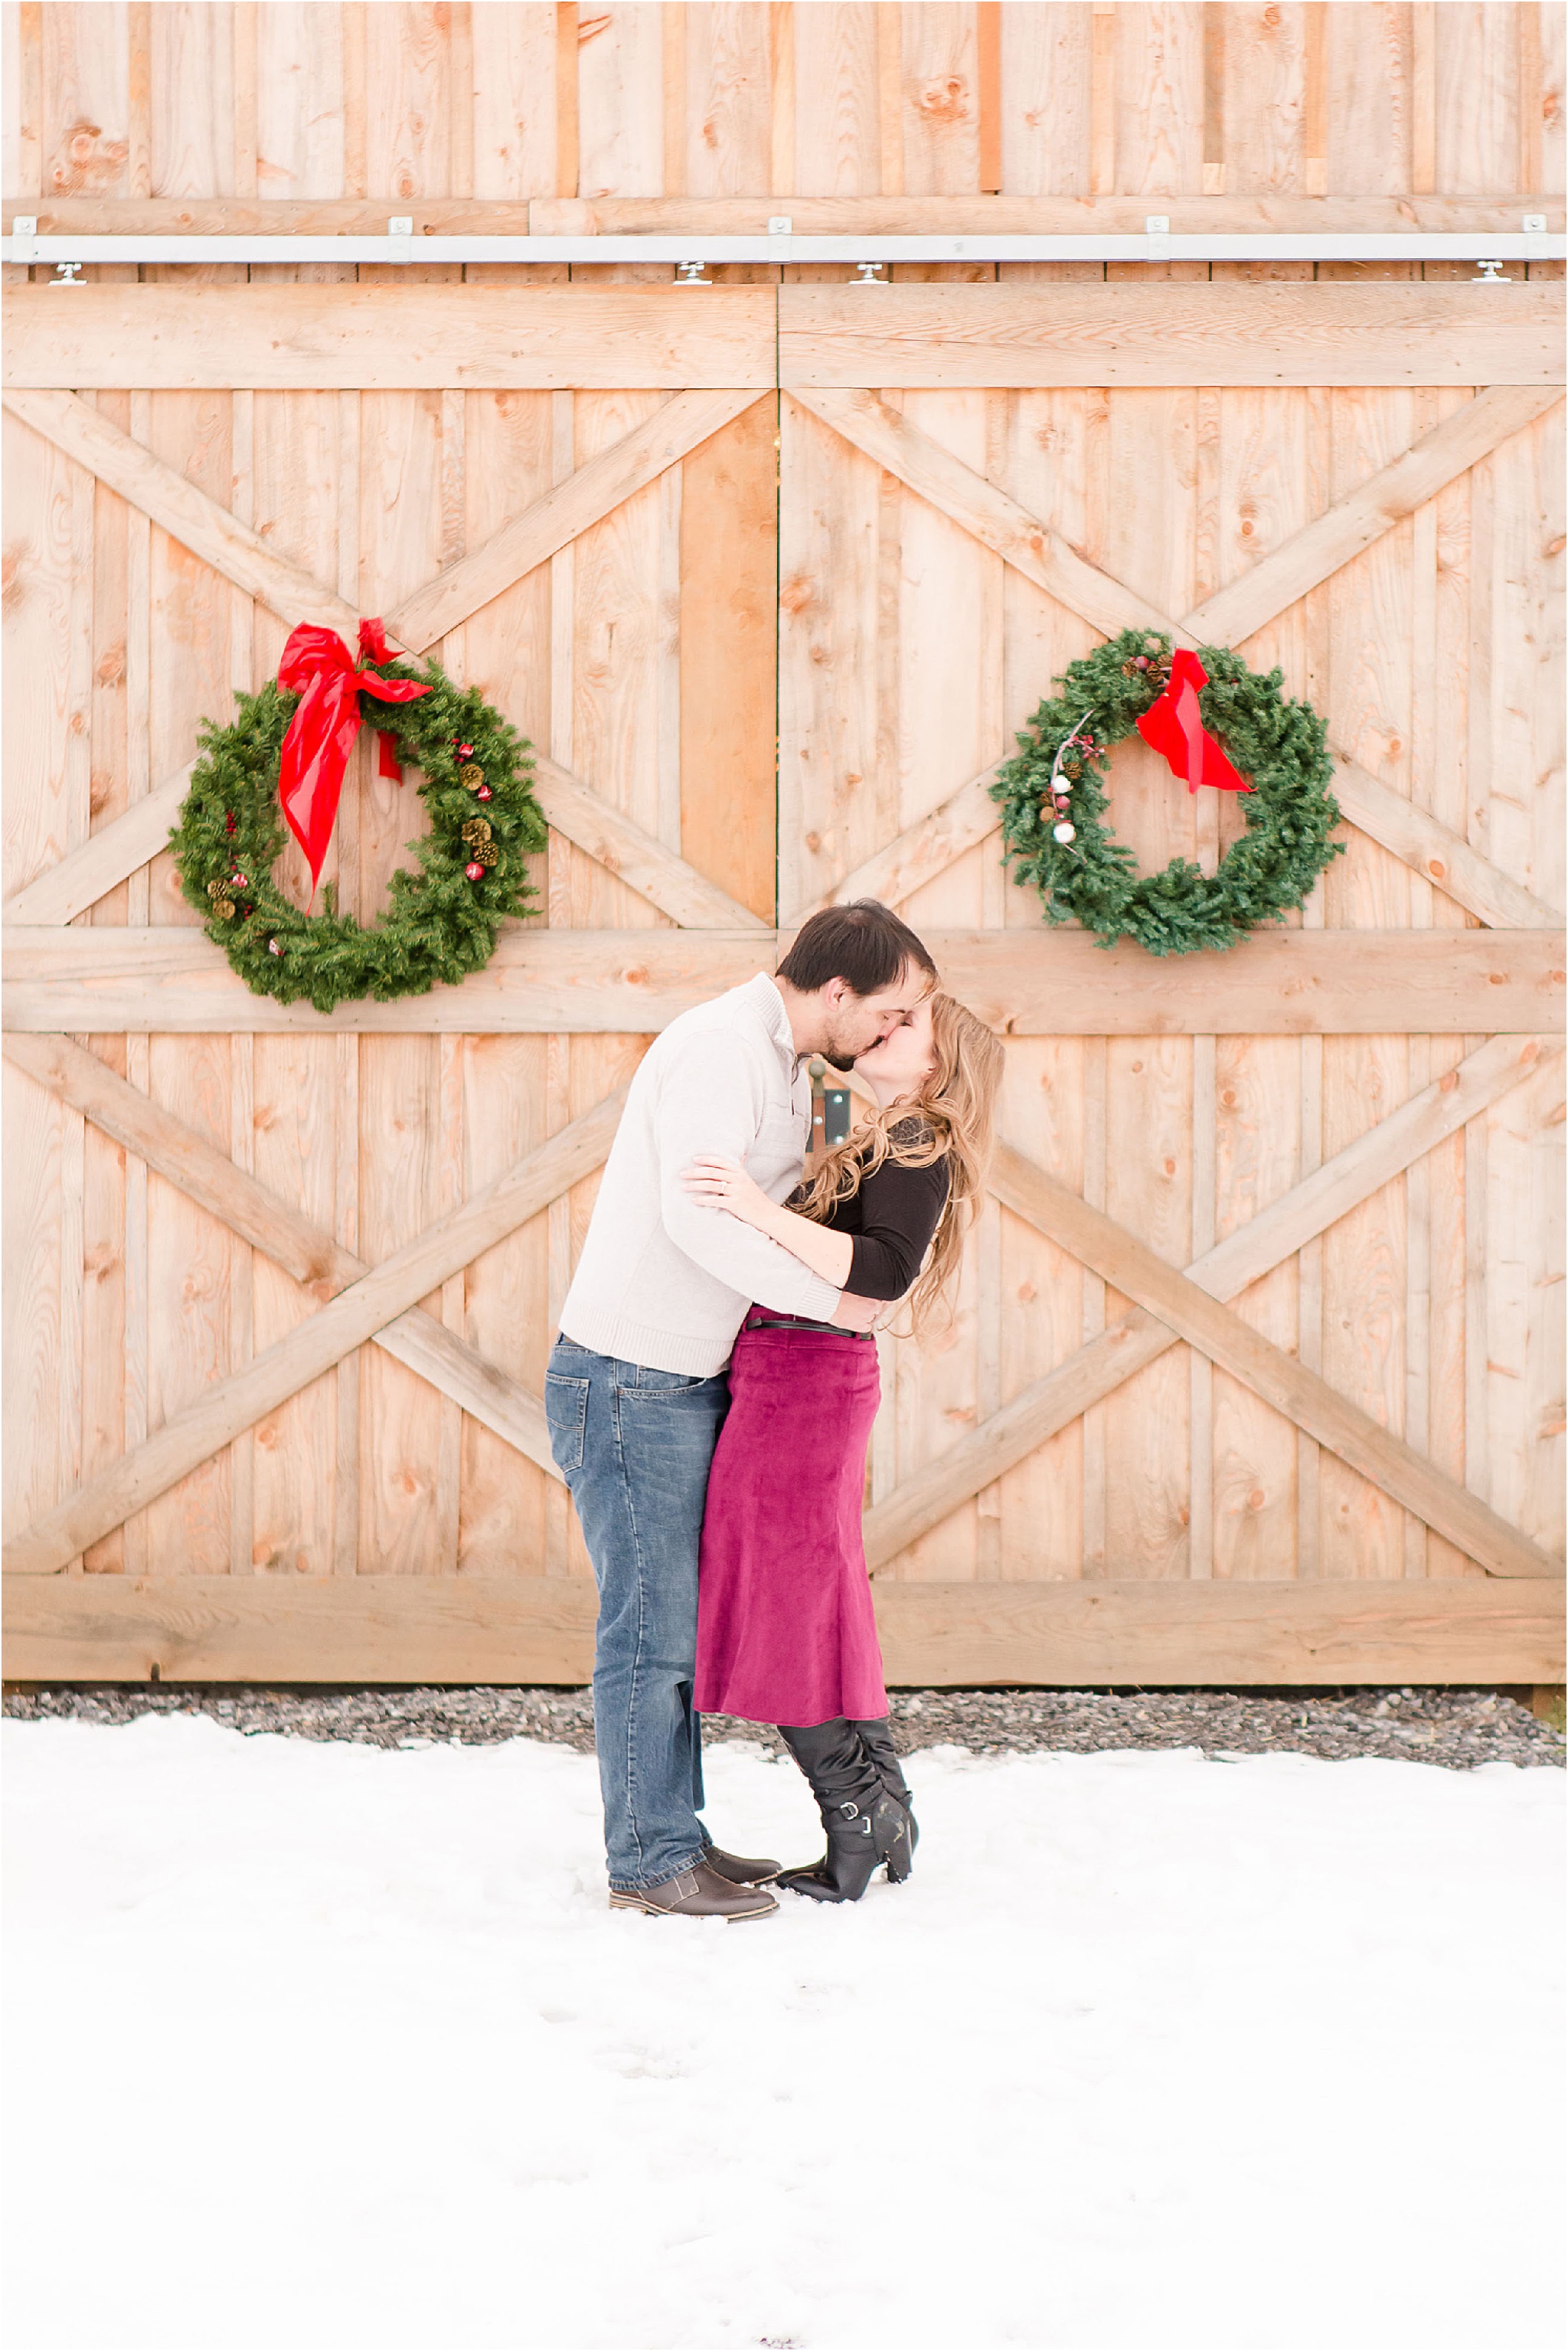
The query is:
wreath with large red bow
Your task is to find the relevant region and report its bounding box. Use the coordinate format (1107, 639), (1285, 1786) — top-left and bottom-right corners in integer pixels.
(992, 629), (1343, 955)
(170, 620), (546, 1012)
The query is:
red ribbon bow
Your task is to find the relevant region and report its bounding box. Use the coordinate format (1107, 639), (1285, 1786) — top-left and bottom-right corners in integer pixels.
(1135, 649), (1250, 795)
(276, 618), (432, 899)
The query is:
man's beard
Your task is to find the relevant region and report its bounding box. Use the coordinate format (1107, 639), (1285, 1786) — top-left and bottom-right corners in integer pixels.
(821, 1046), (858, 1071)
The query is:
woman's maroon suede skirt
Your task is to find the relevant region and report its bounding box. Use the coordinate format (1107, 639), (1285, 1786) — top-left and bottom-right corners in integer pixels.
(694, 1314), (887, 1728)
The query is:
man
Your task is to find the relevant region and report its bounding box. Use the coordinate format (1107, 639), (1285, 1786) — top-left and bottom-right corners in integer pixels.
(544, 900), (938, 1922)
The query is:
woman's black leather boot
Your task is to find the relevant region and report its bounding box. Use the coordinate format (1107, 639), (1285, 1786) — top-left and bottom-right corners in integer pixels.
(849, 1715), (918, 1881)
(776, 1719), (913, 1901)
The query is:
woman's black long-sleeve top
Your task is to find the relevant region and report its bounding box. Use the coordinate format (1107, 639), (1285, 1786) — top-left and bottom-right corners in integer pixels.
(792, 1121), (951, 1302)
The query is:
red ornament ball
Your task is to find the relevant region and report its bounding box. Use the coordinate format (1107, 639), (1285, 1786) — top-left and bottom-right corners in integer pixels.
(465, 860), (485, 881)
(224, 813), (237, 836)
(1133, 655), (1150, 671)
(476, 783), (493, 800)
(456, 741), (474, 758)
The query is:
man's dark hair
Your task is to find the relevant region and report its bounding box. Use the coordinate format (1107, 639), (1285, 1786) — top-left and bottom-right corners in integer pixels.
(776, 899), (937, 997)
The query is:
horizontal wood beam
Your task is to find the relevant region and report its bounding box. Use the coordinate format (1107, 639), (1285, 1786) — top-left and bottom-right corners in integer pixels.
(2, 1034), (568, 1483)
(871, 1579), (1566, 1689)
(779, 285), (1565, 391)
(797, 390), (1564, 932)
(0, 927), (771, 1032)
(6, 928), (1560, 1036)
(2, 288), (779, 391)
(387, 390), (764, 654)
(2, 1090), (627, 1575)
(11, 198), (1563, 239)
(864, 1034), (1558, 1565)
(929, 930), (1563, 1036)
(991, 1142), (1560, 1580)
(3, 1572), (1559, 1689)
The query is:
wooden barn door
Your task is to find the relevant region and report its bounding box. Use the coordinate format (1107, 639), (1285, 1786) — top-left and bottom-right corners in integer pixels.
(3, 286), (779, 1677)
(2, 274), (1563, 1687)
(776, 283), (1565, 1685)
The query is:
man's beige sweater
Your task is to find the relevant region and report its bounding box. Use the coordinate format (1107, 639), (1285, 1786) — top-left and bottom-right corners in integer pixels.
(557, 973), (843, 1375)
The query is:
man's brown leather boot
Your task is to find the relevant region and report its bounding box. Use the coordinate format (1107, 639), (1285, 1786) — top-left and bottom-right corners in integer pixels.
(609, 1859), (779, 1922)
(702, 1842), (782, 1885)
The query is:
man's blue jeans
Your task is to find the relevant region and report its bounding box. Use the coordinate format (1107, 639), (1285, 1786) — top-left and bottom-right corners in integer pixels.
(544, 1336), (730, 1892)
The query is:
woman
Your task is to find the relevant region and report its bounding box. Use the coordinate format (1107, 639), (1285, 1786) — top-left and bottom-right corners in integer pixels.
(684, 992), (1003, 1902)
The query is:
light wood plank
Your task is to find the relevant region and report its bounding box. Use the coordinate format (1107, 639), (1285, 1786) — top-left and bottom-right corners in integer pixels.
(1331, 757), (1566, 931)
(1187, 387), (1565, 649)
(17, 195), (1565, 235)
(387, 389), (763, 650)
(792, 387), (1177, 643)
(676, 393), (781, 923)
(7, 927), (1560, 1036)
(531, 756), (768, 930)
(779, 284), (1566, 391)
(2, 767), (190, 927)
(790, 759), (1004, 927)
(3, 287), (780, 391)
(989, 1140), (1560, 1581)
(864, 1035), (1560, 1567)
(927, 930), (1563, 1038)
(5, 1570), (1558, 1688)
(4, 389), (361, 639)
(3, 1087), (626, 1576)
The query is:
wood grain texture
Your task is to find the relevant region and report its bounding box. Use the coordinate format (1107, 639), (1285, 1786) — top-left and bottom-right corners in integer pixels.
(387, 388), (763, 649)
(677, 391), (780, 923)
(990, 1139), (1560, 1581)
(2, 1032), (564, 1491)
(4, 288), (779, 390)
(779, 284), (1566, 389)
(4, 388), (361, 639)
(8, 926), (1560, 1035)
(5, 1571), (1559, 1689)
(18, 195), (1566, 234)
(4, 1088), (624, 1575)
(791, 382), (1564, 933)
(863, 1035), (1557, 1568)
(792, 386), (1175, 642)
(925, 930), (1564, 1037)
(1186, 387), (1565, 648)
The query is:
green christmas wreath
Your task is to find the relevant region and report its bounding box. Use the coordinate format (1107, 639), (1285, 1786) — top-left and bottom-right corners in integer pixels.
(991, 628), (1344, 955)
(171, 623), (546, 1015)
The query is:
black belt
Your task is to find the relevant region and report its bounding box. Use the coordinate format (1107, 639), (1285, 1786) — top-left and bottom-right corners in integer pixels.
(745, 1310), (873, 1341)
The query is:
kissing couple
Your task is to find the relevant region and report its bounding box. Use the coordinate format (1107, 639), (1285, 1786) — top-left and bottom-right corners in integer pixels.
(545, 900), (1003, 1922)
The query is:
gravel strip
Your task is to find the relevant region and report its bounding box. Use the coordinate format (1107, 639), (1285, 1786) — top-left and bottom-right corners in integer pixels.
(5, 1682), (1562, 1770)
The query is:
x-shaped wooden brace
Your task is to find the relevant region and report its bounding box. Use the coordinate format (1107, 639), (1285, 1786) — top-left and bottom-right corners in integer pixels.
(786, 384), (1566, 932)
(1, 384), (772, 932)
(4, 380), (1563, 1582)
(5, 1023), (1558, 1581)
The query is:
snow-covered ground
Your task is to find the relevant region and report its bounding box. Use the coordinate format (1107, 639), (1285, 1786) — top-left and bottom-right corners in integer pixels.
(4, 1715), (1561, 2351)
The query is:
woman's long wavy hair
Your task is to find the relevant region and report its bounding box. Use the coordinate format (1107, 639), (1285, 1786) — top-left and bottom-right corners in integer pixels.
(793, 992), (1004, 1336)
